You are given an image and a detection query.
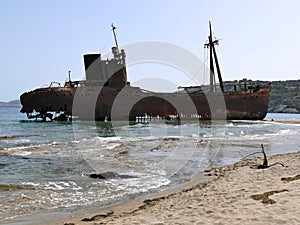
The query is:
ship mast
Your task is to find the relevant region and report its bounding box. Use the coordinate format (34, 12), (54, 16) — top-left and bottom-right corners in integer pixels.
(111, 23), (119, 51)
(204, 21), (224, 92)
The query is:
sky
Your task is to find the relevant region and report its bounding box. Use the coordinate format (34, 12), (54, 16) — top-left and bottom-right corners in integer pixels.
(1, 0), (300, 101)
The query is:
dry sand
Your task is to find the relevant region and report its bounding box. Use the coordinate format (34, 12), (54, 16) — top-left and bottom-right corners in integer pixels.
(49, 151), (300, 225)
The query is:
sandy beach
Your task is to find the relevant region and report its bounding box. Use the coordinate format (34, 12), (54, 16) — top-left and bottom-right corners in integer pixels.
(50, 150), (299, 225)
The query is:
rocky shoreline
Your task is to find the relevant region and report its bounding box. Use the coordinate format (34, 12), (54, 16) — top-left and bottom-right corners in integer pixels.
(268, 104), (300, 114)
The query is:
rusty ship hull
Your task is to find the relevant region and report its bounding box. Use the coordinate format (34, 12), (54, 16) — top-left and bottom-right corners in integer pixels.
(20, 23), (272, 122)
(20, 83), (271, 121)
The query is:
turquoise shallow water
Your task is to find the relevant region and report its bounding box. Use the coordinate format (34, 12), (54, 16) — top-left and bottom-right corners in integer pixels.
(1, 107), (300, 223)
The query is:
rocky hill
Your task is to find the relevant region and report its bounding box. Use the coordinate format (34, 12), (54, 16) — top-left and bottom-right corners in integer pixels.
(268, 80), (300, 113)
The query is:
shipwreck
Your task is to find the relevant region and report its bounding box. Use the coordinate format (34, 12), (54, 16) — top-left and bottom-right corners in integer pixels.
(20, 23), (271, 122)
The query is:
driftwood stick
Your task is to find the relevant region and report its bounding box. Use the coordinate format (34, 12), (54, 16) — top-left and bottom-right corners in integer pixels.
(242, 144), (284, 169)
(261, 144), (268, 168)
(242, 151), (262, 160)
(269, 162), (285, 167)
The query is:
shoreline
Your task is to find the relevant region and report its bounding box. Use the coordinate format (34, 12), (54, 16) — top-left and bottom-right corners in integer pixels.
(67, 151), (299, 225)
(271, 120), (300, 124)
(33, 150), (300, 225)
(4, 170), (214, 225)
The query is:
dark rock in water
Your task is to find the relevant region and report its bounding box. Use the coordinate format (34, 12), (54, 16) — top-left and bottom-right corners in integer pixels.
(53, 113), (68, 121)
(0, 135), (16, 140)
(90, 173), (106, 179)
(89, 171), (137, 179)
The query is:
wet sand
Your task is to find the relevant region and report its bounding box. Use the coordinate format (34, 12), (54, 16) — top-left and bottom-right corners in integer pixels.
(54, 150), (300, 225)
(273, 120), (300, 124)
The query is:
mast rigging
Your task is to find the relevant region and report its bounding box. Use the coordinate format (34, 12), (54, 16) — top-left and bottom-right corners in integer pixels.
(204, 21), (224, 92)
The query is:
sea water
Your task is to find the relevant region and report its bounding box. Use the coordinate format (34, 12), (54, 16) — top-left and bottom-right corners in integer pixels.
(1, 107), (300, 223)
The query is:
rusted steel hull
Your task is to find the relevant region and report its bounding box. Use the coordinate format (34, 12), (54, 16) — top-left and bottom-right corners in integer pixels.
(20, 85), (271, 121)
(222, 88), (270, 119)
(20, 87), (75, 115)
(20, 23), (272, 121)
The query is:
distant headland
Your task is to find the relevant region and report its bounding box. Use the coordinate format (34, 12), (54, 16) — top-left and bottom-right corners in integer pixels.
(0, 100), (21, 107)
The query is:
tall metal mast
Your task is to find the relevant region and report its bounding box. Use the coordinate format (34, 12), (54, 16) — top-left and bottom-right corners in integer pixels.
(204, 21), (224, 92)
(208, 22), (215, 92)
(111, 23), (119, 50)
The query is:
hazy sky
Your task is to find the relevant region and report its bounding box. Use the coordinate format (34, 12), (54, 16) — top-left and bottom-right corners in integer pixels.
(1, 0), (300, 101)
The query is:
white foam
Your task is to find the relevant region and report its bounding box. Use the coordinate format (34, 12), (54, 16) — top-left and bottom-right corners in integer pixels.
(14, 151), (32, 156)
(44, 181), (81, 191)
(22, 182), (40, 187)
(106, 143), (122, 150)
(279, 129), (291, 134)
